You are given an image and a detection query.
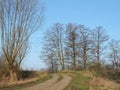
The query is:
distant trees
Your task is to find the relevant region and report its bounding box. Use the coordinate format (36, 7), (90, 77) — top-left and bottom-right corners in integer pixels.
(0, 0), (44, 81)
(42, 23), (109, 71)
(65, 24), (94, 70)
(43, 23), (108, 70)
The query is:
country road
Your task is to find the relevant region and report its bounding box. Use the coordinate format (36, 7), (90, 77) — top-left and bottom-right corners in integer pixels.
(22, 74), (72, 90)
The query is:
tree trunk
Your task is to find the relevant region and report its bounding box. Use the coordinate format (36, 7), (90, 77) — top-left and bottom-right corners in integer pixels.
(73, 50), (76, 70)
(9, 67), (18, 82)
(97, 32), (100, 71)
(61, 58), (65, 70)
(51, 59), (54, 72)
(62, 62), (65, 70)
(83, 44), (87, 71)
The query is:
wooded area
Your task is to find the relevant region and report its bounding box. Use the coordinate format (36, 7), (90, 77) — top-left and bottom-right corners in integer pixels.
(41, 23), (120, 83)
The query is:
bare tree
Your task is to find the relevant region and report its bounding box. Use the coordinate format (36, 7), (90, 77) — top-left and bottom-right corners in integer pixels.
(41, 23), (65, 71)
(41, 51), (58, 72)
(65, 23), (78, 70)
(93, 27), (109, 70)
(41, 34), (59, 72)
(0, 0), (44, 81)
(78, 25), (94, 70)
(109, 39), (120, 72)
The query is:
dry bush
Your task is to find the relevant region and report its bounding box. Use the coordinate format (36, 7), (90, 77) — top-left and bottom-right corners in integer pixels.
(18, 70), (47, 80)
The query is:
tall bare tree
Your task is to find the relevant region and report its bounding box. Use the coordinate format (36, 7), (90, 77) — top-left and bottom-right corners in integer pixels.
(41, 30), (59, 72)
(0, 0), (44, 81)
(78, 25), (94, 70)
(65, 23), (78, 70)
(93, 27), (108, 70)
(109, 39), (120, 72)
(41, 23), (65, 71)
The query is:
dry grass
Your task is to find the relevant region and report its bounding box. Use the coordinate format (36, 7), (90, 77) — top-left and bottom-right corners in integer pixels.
(81, 71), (94, 78)
(68, 71), (120, 90)
(61, 70), (76, 74)
(89, 76), (120, 90)
(79, 71), (120, 90)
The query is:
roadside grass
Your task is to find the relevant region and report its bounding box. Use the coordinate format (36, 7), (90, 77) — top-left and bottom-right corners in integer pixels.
(89, 75), (120, 90)
(0, 74), (52, 90)
(65, 71), (90, 90)
(64, 70), (120, 90)
(57, 73), (63, 82)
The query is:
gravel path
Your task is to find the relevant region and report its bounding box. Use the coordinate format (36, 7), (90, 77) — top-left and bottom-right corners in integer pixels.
(22, 74), (72, 90)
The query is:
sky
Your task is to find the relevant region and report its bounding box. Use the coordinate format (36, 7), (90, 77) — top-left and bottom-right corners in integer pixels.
(22, 0), (120, 70)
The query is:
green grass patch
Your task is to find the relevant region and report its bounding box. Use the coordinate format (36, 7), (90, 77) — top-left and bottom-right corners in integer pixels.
(0, 74), (52, 90)
(65, 71), (90, 90)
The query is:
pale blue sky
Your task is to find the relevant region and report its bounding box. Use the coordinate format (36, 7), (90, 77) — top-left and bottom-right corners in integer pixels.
(22, 0), (120, 70)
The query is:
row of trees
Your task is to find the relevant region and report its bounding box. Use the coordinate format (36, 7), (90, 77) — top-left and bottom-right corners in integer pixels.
(41, 23), (120, 73)
(0, 0), (44, 82)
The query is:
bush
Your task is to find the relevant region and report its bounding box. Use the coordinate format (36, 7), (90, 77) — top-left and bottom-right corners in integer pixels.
(18, 70), (39, 80)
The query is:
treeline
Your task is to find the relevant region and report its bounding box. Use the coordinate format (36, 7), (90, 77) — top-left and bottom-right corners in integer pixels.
(41, 23), (120, 82)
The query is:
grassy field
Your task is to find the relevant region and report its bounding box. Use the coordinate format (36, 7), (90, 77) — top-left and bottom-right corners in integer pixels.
(0, 74), (52, 90)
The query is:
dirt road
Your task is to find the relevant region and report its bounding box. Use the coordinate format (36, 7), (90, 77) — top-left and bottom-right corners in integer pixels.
(22, 74), (72, 90)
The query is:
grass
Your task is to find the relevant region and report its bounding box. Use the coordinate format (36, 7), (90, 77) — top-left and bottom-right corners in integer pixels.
(65, 71), (90, 90)
(0, 74), (52, 90)
(63, 70), (120, 90)
(57, 74), (63, 82)
(89, 75), (120, 90)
